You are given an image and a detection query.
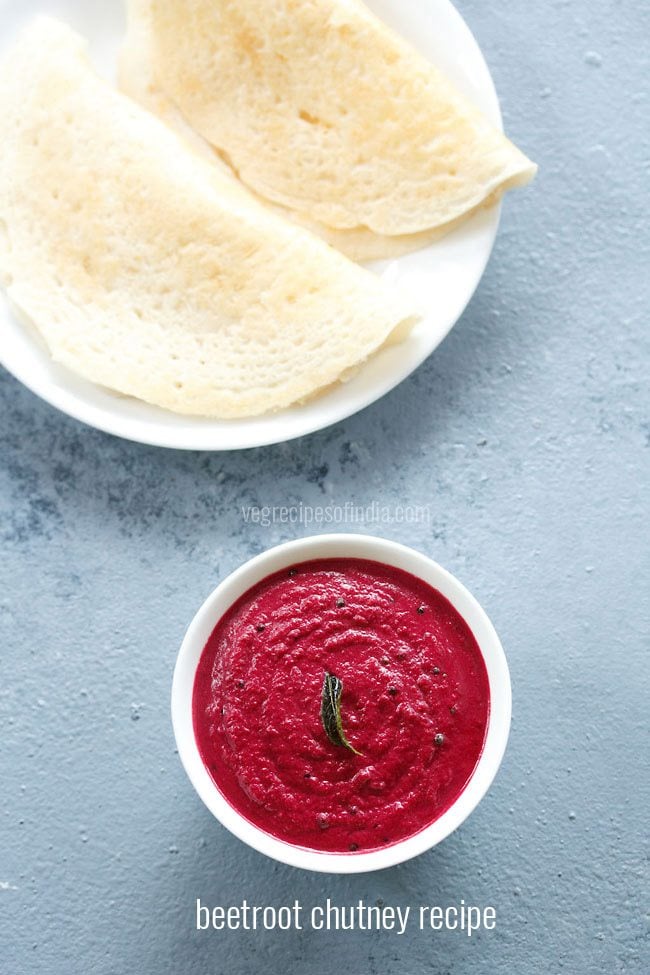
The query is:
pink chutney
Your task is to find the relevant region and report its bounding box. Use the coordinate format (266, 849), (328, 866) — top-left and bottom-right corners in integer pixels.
(193, 558), (490, 853)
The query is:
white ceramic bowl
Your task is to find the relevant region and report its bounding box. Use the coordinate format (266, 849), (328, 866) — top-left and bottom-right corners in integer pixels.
(172, 535), (511, 873)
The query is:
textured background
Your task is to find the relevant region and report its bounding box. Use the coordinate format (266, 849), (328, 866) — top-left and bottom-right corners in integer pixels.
(1, 1), (649, 972)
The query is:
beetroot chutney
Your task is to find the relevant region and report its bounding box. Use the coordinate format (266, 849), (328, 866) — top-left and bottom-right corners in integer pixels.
(193, 559), (490, 853)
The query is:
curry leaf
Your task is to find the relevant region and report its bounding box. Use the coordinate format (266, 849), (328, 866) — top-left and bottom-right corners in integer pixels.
(320, 672), (362, 755)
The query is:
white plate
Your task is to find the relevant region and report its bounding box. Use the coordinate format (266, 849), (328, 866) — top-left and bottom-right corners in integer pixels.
(0, 0), (501, 450)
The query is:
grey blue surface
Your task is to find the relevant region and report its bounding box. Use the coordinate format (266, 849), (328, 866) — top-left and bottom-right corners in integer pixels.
(1, 1), (649, 972)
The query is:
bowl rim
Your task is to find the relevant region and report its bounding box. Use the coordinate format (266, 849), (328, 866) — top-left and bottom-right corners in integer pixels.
(171, 534), (511, 873)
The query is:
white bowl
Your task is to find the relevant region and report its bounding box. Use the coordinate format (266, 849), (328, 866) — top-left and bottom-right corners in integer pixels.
(172, 535), (511, 873)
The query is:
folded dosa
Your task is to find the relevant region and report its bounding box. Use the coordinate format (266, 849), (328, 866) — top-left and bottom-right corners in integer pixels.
(0, 19), (417, 419)
(121, 0), (536, 248)
(118, 14), (437, 262)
